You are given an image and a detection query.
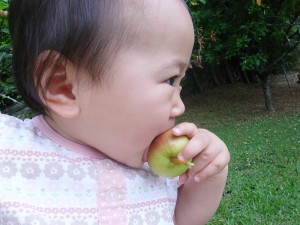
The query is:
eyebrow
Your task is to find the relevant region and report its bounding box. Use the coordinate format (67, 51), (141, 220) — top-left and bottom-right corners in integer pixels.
(176, 60), (189, 70)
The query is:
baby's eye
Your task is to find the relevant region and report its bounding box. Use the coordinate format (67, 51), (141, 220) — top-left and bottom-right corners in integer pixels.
(165, 75), (180, 86)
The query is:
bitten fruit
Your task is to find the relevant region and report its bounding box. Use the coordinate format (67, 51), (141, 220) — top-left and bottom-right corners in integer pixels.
(147, 129), (194, 177)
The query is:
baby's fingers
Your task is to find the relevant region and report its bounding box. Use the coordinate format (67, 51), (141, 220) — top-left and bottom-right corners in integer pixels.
(172, 122), (198, 138)
(179, 132), (210, 162)
(192, 151), (230, 182)
(173, 126), (211, 161)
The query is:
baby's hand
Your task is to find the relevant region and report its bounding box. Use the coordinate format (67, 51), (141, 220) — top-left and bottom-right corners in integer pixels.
(172, 122), (230, 184)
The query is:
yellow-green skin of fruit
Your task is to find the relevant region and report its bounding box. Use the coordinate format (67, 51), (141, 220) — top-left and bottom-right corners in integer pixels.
(147, 129), (191, 177)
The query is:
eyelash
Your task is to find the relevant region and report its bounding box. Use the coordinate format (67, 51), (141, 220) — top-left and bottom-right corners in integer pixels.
(165, 75), (180, 86)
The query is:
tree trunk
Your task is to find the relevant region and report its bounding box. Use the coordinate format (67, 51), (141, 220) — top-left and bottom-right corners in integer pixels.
(209, 65), (220, 87)
(260, 74), (275, 113)
(190, 68), (204, 93)
(242, 71), (250, 83)
(225, 61), (234, 84)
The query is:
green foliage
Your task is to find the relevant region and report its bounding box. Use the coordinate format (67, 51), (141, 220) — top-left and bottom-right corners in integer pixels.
(240, 53), (267, 71)
(0, 0), (9, 10)
(0, 0), (19, 111)
(209, 114), (299, 224)
(186, 0), (300, 75)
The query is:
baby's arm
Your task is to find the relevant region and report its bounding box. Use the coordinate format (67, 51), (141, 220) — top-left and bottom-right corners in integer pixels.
(172, 123), (230, 225)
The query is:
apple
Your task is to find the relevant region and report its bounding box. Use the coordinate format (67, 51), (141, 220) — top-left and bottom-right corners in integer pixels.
(147, 129), (194, 177)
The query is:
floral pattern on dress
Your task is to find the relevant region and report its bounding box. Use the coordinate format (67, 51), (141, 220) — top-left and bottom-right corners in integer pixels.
(0, 161), (17, 178)
(20, 162), (41, 179)
(44, 162), (64, 180)
(128, 214), (144, 225)
(145, 210), (160, 224)
(1, 215), (21, 225)
(87, 165), (97, 180)
(162, 207), (173, 222)
(24, 214), (47, 225)
(67, 164), (86, 180)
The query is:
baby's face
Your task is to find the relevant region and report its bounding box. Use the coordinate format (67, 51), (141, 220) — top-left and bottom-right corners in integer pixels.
(75, 0), (194, 167)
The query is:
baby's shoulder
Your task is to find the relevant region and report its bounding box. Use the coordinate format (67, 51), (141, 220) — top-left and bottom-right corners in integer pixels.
(0, 113), (43, 150)
(0, 112), (35, 133)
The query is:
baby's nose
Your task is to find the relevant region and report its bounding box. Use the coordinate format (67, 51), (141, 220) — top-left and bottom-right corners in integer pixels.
(170, 93), (185, 118)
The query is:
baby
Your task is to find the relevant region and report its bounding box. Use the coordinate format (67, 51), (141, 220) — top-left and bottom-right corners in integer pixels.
(0, 0), (230, 224)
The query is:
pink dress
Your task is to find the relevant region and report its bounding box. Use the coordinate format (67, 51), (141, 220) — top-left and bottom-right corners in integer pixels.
(0, 113), (178, 225)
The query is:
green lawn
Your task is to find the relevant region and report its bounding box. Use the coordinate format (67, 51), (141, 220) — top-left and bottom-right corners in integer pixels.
(209, 114), (299, 224)
(177, 84), (300, 224)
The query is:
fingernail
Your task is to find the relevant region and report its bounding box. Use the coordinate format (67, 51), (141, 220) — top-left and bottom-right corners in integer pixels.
(194, 176), (201, 182)
(178, 153), (184, 161)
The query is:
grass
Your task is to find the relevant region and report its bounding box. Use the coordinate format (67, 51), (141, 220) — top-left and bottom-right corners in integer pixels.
(177, 84), (300, 224)
(209, 114), (299, 224)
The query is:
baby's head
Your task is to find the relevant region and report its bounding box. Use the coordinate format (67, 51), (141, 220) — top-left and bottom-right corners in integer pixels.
(9, 0), (194, 166)
(9, 0), (150, 114)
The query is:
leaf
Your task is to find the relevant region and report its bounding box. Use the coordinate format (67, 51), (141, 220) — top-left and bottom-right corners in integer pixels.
(0, 0), (8, 10)
(256, 0), (262, 6)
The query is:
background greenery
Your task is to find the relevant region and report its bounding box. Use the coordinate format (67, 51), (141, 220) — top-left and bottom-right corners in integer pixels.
(178, 84), (299, 224)
(211, 114), (299, 224)
(185, 0), (300, 112)
(0, 0), (18, 111)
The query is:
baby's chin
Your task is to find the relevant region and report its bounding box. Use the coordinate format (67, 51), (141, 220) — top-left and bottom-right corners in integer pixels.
(112, 146), (150, 168)
(122, 159), (145, 169)
(117, 153), (147, 168)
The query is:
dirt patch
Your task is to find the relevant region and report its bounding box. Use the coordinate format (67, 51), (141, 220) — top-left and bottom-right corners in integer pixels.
(270, 72), (299, 86)
(186, 83), (299, 113)
(180, 83), (299, 127)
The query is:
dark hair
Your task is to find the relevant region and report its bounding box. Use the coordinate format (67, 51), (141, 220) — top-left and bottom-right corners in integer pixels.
(9, 0), (140, 114)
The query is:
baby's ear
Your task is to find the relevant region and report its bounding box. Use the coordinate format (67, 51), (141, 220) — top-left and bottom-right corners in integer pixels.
(36, 51), (80, 118)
